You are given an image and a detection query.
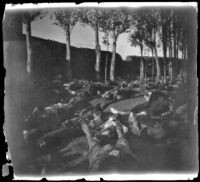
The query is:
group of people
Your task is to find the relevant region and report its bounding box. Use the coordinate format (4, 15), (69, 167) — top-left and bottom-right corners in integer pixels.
(23, 81), (188, 173)
(61, 90), (187, 172)
(108, 91), (187, 142)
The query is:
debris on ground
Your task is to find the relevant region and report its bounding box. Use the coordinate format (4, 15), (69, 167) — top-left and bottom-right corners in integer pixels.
(22, 77), (189, 173)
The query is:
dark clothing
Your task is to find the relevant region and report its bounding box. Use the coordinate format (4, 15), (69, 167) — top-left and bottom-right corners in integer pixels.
(84, 130), (132, 172)
(88, 137), (113, 172)
(148, 92), (172, 116)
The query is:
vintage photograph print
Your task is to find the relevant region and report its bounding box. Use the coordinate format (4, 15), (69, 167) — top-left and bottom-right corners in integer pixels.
(3, 2), (198, 180)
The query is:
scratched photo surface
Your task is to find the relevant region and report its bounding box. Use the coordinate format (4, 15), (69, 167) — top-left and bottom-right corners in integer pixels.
(3, 3), (198, 180)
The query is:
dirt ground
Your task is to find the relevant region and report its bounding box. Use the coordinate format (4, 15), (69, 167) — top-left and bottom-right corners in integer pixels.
(4, 86), (198, 176)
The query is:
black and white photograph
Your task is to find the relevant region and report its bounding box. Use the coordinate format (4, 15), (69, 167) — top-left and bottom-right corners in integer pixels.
(3, 2), (198, 180)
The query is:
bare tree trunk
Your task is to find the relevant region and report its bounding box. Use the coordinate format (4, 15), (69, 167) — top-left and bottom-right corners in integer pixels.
(25, 19), (32, 74)
(152, 60), (154, 80)
(95, 19), (101, 81)
(153, 29), (161, 83)
(163, 59), (166, 83)
(173, 38), (177, 81)
(182, 50), (184, 60)
(173, 33), (177, 59)
(65, 26), (72, 81)
(169, 61), (173, 84)
(182, 45), (187, 84)
(105, 45), (109, 84)
(140, 45), (144, 83)
(169, 31), (173, 84)
(144, 59), (147, 86)
(162, 23), (167, 83)
(151, 48), (154, 80)
(154, 47), (161, 83)
(169, 45), (173, 84)
(180, 50), (184, 80)
(176, 33), (179, 60)
(173, 15), (178, 81)
(180, 47), (185, 82)
(110, 31), (116, 82)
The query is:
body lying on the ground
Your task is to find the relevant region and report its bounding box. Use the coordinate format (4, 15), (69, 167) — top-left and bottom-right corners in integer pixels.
(22, 80), (189, 173)
(23, 94), (95, 144)
(109, 90), (188, 142)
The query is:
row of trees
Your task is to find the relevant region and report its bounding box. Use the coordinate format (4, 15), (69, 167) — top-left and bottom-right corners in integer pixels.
(128, 8), (190, 84)
(23, 7), (191, 83)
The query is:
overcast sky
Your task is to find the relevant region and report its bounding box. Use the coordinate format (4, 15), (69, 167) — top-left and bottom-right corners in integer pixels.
(10, 2), (195, 60)
(30, 15), (165, 60)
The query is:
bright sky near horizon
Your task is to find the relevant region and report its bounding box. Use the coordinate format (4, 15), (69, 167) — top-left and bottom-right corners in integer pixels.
(30, 15), (164, 60)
